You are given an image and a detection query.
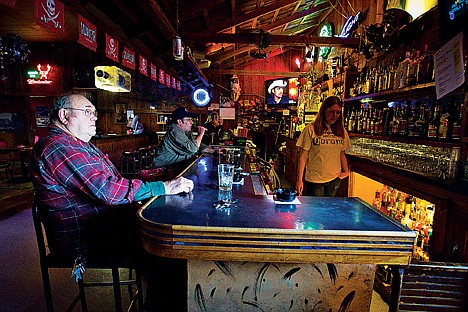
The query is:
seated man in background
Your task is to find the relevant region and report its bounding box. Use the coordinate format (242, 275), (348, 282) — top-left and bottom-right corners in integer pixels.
(29, 92), (194, 258)
(152, 106), (208, 168)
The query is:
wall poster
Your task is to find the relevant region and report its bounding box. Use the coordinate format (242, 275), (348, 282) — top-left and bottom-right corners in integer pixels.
(114, 103), (127, 124)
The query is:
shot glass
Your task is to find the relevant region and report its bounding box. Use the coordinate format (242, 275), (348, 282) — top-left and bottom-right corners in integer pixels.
(218, 164), (234, 191)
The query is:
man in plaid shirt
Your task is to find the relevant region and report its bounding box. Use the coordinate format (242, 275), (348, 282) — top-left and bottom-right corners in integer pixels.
(29, 93), (194, 258)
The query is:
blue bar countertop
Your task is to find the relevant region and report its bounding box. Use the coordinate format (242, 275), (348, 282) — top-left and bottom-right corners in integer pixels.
(138, 154), (416, 264)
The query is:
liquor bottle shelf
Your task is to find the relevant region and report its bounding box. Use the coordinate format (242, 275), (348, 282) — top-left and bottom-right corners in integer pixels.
(348, 154), (468, 203)
(344, 82), (436, 103)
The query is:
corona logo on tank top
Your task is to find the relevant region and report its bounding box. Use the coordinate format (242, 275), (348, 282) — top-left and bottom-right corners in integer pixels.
(312, 130), (344, 145)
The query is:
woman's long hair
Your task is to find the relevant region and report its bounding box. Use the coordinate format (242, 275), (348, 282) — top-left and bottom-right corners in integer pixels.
(313, 95), (345, 138)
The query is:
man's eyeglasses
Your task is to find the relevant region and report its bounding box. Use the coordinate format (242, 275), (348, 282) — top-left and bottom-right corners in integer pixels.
(65, 108), (98, 117)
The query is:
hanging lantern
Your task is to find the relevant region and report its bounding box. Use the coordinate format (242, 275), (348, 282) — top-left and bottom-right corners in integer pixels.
(173, 36), (183, 61)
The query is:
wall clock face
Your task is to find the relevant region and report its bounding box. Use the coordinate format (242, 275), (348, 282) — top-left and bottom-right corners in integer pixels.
(192, 88), (210, 106)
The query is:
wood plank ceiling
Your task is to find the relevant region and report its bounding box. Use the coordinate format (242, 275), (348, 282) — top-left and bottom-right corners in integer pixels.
(0, 0), (362, 89)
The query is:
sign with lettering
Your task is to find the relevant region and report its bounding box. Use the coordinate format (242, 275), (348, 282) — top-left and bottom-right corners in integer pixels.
(158, 68), (165, 84)
(338, 11), (360, 38)
(27, 64), (53, 85)
(78, 15), (97, 51)
(121, 46), (136, 70)
(165, 73), (171, 88)
(434, 32), (465, 99)
(150, 63), (157, 81)
(105, 33), (119, 62)
(34, 0), (66, 35)
(172, 77), (176, 89)
(139, 55), (148, 76)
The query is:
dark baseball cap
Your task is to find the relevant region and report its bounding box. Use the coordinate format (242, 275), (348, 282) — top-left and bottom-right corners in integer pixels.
(172, 106), (197, 122)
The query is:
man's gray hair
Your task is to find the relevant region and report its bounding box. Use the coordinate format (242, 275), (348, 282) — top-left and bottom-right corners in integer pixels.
(50, 92), (94, 122)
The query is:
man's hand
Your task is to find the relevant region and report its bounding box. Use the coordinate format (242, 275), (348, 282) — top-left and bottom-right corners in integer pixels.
(163, 176), (194, 195)
(197, 126), (206, 136)
(165, 192), (194, 208)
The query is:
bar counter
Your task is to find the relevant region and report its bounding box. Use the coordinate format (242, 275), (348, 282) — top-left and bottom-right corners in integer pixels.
(137, 153), (416, 311)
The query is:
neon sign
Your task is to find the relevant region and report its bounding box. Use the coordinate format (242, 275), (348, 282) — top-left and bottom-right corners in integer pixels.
(338, 11), (361, 38)
(27, 64), (53, 85)
(192, 88), (210, 106)
(319, 23), (334, 59)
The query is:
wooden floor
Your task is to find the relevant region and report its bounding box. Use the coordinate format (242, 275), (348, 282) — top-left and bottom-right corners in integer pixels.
(0, 178), (34, 220)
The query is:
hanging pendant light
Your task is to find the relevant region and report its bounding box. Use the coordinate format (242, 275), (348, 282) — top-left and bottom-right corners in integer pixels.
(173, 0), (183, 61)
(173, 35), (183, 60)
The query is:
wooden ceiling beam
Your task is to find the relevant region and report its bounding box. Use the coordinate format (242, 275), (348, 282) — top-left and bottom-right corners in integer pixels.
(179, 0), (224, 20)
(147, 0), (177, 40)
(204, 69), (302, 77)
(262, 2), (328, 32)
(201, 0), (300, 35)
(213, 45), (253, 64)
(184, 33), (359, 48)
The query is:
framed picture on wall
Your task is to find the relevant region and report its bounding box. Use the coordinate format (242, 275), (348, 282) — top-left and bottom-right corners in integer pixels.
(35, 106), (50, 127)
(114, 103), (127, 124)
(126, 109), (134, 126)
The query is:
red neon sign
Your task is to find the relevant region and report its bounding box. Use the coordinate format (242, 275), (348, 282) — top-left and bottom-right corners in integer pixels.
(28, 64), (53, 85)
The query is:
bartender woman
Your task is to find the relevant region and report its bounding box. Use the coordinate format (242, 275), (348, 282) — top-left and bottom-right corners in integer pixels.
(296, 95), (351, 197)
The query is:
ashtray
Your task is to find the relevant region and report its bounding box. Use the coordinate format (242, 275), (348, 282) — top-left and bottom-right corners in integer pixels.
(274, 188), (298, 202)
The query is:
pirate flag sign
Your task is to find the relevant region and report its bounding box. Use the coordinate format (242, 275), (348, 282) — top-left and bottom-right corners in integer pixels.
(34, 0), (66, 35)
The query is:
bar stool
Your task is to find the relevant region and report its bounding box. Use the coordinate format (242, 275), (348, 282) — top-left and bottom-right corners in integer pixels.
(138, 147), (152, 170)
(145, 145), (157, 165)
(120, 151), (140, 178)
(32, 198), (144, 312)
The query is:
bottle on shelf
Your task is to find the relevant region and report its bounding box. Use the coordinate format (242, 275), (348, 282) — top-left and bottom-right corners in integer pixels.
(407, 103), (419, 137)
(361, 108), (368, 134)
(399, 104), (409, 136)
(451, 103), (463, 141)
(370, 108), (377, 135)
(348, 108), (356, 133)
(417, 43), (435, 84)
(372, 191), (382, 210)
(427, 103), (440, 139)
(344, 109), (350, 130)
(438, 106), (450, 140)
(387, 59), (398, 91)
(406, 50), (418, 87)
(356, 105), (364, 133)
(373, 184), (435, 262)
(375, 109), (384, 136)
(416, 103), (428, 138)
(397, 51), (412, 89)
(389, 107), (401, 136)
(382, 107), (393, 136)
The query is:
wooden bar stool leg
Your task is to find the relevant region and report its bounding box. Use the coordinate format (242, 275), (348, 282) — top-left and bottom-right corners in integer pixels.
(112, 268), (123, 312)
(136, 270), (144, 311)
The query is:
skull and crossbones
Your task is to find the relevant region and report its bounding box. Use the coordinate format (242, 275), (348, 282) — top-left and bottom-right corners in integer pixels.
(108, 39), (117, 59)
(41, 0), (61, 28)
